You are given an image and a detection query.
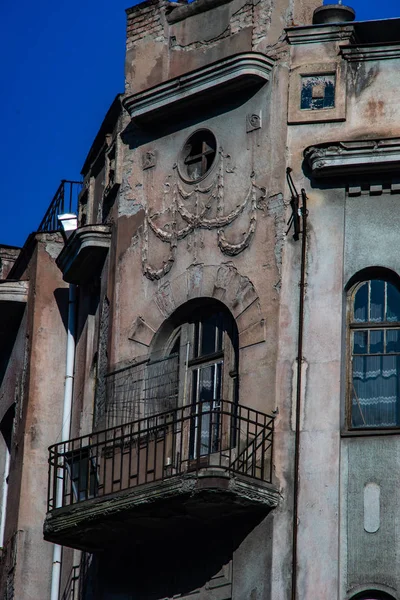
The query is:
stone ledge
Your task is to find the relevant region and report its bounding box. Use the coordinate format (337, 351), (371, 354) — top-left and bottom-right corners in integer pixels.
(0, 280), (28, 303)
(44, 471), (279, 551)
(286, 23), (354, 45)
(166, 0), (234, 25)
(56, 225), (112, 285)
(123, 53), (275, 125)
(341, 43), (400, 62)
(304, 139), (400, 177)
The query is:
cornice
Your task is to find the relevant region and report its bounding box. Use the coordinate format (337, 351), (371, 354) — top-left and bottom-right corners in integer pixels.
(123, 53), (275, 124)
(286, 24), (354, 45)
(166, 0), (233, 24)
(341, 43), (400, 62)
(0, 280), (28, 304)
(304, 139), (400, 177)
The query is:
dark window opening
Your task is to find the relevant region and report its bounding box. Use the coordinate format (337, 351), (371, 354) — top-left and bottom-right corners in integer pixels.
(301, 74), (335, 110)
(351, 592), (396, 600)
(181, 130), (217, 182)
(0, 403), (16, 453)
(65, 448), (98, 502)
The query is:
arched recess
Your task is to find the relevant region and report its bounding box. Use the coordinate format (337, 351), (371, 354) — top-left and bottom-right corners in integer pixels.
(129, 263), (265, 352)
(349, 590), (396, 600)
(147, 297), (239, 422)
(345, 266), (400, 292)
(108, 298), (240, 448)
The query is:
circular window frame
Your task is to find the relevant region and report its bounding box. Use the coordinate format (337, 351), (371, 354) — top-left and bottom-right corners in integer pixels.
(178, 129), (218, 184)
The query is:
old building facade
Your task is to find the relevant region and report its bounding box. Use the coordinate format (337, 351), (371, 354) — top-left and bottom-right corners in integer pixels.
(1, 0), (400, 598)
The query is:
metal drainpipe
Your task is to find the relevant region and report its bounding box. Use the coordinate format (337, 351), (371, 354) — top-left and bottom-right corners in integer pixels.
(291, 189), (308, 600)
(50, 284), (76, 600)
(0, 450), (10, 546)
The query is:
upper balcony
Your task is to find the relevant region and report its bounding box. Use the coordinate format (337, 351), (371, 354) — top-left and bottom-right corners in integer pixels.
(37, 180), (82, 233)
(44, 400), (278, 552)
(35, 180), (112, 284)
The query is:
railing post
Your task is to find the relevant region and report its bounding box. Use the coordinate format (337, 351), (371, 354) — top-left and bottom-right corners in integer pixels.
(196, 401), (202, 466)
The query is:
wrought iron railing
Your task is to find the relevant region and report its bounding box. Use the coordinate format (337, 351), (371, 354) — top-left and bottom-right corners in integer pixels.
(47, 400), (274, 511)
(60, 565), (80, 600)
(38, 180), (82, 233)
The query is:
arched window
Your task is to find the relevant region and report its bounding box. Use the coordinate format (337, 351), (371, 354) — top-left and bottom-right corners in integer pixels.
(349, 278), (400, 429)
(105, 301), (238, 436)
(153, 299), (239, 458)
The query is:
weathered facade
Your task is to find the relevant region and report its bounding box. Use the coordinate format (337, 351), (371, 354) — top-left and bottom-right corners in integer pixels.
(1, 0), (400, 599)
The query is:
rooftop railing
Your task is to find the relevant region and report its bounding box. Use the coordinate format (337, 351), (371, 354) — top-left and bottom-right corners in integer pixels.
(47, 399), (274, 512)
(38, 180), (83, 233)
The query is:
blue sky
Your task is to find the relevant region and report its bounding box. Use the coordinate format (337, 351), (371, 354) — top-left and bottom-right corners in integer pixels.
(1, 0), (399, 248)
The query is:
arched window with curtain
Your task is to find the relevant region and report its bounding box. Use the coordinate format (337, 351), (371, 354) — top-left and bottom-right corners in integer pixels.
(349, 278), (400, 429)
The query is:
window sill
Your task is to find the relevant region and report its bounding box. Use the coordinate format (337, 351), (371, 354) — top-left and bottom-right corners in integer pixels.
(341, 428), (400, 438)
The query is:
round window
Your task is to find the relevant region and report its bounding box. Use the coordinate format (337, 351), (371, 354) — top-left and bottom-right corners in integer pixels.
(179, 130), (217, 183)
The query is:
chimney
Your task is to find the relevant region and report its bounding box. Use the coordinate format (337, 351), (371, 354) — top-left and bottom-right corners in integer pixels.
(312, 2), (355, 24)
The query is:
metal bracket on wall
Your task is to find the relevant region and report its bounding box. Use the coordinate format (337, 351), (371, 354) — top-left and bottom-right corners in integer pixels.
(286, 167), (308, 241)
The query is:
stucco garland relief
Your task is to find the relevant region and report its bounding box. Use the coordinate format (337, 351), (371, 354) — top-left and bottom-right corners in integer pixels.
(142, 149), (266, 281)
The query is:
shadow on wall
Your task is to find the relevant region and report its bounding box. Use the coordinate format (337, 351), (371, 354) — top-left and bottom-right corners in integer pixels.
(94, 512), (272, 599)
(121, 84), (264, 151)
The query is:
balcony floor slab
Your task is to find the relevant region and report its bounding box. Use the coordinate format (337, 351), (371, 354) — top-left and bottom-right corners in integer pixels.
(44, 470), (279, 552)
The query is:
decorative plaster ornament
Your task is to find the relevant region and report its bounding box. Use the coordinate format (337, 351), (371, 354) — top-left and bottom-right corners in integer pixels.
(142, 150), (157, 170)
(142, 149), (266, 281)
(246, 113), (262, 133)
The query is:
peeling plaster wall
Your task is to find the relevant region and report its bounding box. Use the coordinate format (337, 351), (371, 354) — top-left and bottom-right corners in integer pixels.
(12, 239), (68, 600)
(109, 25), (293, 597)
(125, 0), (319, 94)
(116, 73), (289, 419)
(285, 29), (400, 600)
(0, 246), (20, 279)
(0, 236), (69, 600)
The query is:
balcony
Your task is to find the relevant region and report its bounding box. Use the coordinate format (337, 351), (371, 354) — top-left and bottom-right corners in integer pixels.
(44, 400), (278, 552)
(56, 225), (112, 284)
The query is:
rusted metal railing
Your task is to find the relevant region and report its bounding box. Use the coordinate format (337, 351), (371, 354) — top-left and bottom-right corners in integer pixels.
(47, 400), (274, 511)
(38, 180), (82, 233)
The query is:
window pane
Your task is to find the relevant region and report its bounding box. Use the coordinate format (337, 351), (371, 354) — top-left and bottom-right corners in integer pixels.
(370, 330), (384, 354)
(198, 366), (213, 403)
(387, 329), (400, 353)
(192, 364), (224, 456)
(187, 161), (203, 181)
(193, 322), (200, 358)
(215, 362), (223, 399)
(370, 280), (385, 322)
(67, 451), (97, 502)
(386, 283), (400, 322)
(200, 312), (223, 356)
(352, 355), (399, 428)
(199, 366), (214, 455)
(354, 283), (368, 322)
(353, 331), (368, 354)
